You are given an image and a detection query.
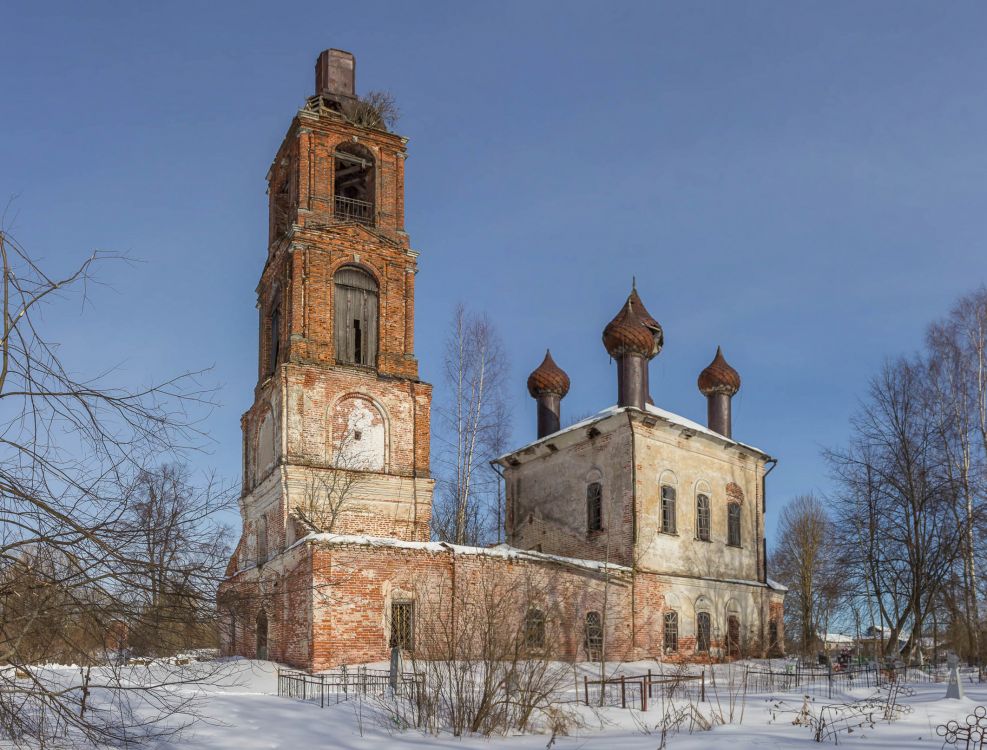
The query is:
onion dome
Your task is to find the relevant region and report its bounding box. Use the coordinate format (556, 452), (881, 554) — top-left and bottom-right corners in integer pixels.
(602, 286), (664, 359)
(697, 346), (741, 396)
(526, 350), (571, 398)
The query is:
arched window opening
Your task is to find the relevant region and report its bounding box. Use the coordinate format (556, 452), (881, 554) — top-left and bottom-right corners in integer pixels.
(696, 493), (711, 541)
(661, 485), (677, 534)
(663, 611), (678, 653)
(334, 267), (379, 366)
(584, 611), (603, 660)
(696, 611), (711, 653)
(256, 610), (268, 660)
(727, 615), (741, 658)
(727, 503), (742, 547)
(256, 513), (268, 564)
(524, 608), (545, 650)
(333, 143), (375, 226)
(390, 599), (414, 651)
(586, 481), (603, 532)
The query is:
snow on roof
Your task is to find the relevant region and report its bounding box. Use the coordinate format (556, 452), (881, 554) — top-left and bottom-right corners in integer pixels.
(766, 578), (789, 592)
(819, 633), (855, 644)
(288, 533), (632, 575)
(496, 403), (769, 463)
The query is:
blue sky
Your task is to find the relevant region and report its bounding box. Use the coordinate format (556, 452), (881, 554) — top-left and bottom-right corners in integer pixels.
(2, 1), (986, 544)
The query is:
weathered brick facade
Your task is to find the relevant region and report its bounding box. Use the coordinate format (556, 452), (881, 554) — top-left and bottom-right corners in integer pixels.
(217, 50), (784, 672)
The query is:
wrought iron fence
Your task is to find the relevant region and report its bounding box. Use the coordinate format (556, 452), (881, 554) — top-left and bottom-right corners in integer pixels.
(334, 196), (375, 226)
(278, 665), (423, 708)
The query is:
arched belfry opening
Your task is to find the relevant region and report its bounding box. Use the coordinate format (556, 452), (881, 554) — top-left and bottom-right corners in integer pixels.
(334, 266), (379, 367)
(334, 143), (375, 226)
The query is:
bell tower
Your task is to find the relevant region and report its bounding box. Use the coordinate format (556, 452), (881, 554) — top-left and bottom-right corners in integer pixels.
(239, 50), (433, 566)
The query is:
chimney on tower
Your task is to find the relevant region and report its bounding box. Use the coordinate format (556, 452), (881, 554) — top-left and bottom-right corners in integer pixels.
(315, 49), (356, 103)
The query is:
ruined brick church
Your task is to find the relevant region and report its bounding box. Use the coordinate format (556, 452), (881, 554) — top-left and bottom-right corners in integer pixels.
(218, 50), (785, 670)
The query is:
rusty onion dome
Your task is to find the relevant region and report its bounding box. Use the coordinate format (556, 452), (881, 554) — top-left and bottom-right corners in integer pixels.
(526, 350), (571, 398)
(697, 346), (741, 396)
(602, 288), (664, 359)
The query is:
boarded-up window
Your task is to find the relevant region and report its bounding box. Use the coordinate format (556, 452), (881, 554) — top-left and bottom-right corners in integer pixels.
(696, 612), (711, 653)
(727, 503), (742, 547)
(696, 493), (711, 541)
(586, 481), (603, 532)
(390, 600), (414, 650)
(585, 611), (603, 660)
(661, 485), (677, 534)
(524, 608), (545, 650)
(663, 611), (678, 652)
(334, 267), (378, 366)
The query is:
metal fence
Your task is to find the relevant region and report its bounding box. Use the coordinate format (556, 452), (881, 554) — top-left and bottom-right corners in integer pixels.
(581, 670), (706, 711)
(742, 663), (942, 700)
(277, 666), (423, 708)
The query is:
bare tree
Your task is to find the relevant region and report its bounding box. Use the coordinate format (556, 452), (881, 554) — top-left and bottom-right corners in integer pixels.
(770, 494), (845, 656)
(120, 464), (234, 657)
(295, 429), (372, 534)
(433, 304), (511, 545)
(0, 228), (227, 745)
(827, 357), (960, 664)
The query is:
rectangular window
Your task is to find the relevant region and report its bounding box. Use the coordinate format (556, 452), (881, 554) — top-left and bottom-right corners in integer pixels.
(661, 485), (677, 534)
(663, 611), (678, 652)
(586, 482), (603, 532)
(697, 612), (711, 653)
(727, 503), (742, 547)
(390, 601), (414, 650)
(256, 514), (268, 564)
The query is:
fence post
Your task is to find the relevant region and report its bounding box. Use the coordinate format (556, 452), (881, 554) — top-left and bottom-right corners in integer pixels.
(621, 675), (626, 708)
(641, 678), (648, 712)
(584, 676), (589, 706)
(648, 668), (652, 698)
(701, 669), (706, 702)
(320, 674), (325, 709)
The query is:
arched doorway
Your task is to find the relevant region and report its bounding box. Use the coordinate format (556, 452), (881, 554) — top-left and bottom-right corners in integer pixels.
(256, 610), (268, 661)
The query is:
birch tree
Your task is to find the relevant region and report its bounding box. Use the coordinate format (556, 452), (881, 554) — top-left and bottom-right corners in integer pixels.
(432, 304), (510, 546)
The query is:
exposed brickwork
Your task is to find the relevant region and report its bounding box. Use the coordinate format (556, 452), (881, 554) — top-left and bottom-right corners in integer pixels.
(217, 53), (785, 671)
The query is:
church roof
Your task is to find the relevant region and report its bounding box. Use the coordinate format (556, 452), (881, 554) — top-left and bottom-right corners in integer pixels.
(526, 350), (571, 398)
(698, 346), (741, 396)
(495, 402), (770, 464)
(602, 287), (664, 359)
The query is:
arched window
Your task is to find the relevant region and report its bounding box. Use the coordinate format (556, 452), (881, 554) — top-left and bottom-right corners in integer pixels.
(586, 481), (603, 532)
(256, 513), (268, 564)
(663, 611), (679, 653)
(524, 608), (545, 650)
(333, 143), (375, 226)
(256, 610), (268, 660)
(661, 485), (677, 534)
(696, 611), (711, 653)
(696, 493), (711, 541)
(334, 267), (379, 366)
(727, 503), (742, 547)
(584, 611), (603, 659)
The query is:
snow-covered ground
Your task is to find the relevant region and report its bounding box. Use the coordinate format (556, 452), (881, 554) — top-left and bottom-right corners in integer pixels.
(121, 658), (987, 749)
